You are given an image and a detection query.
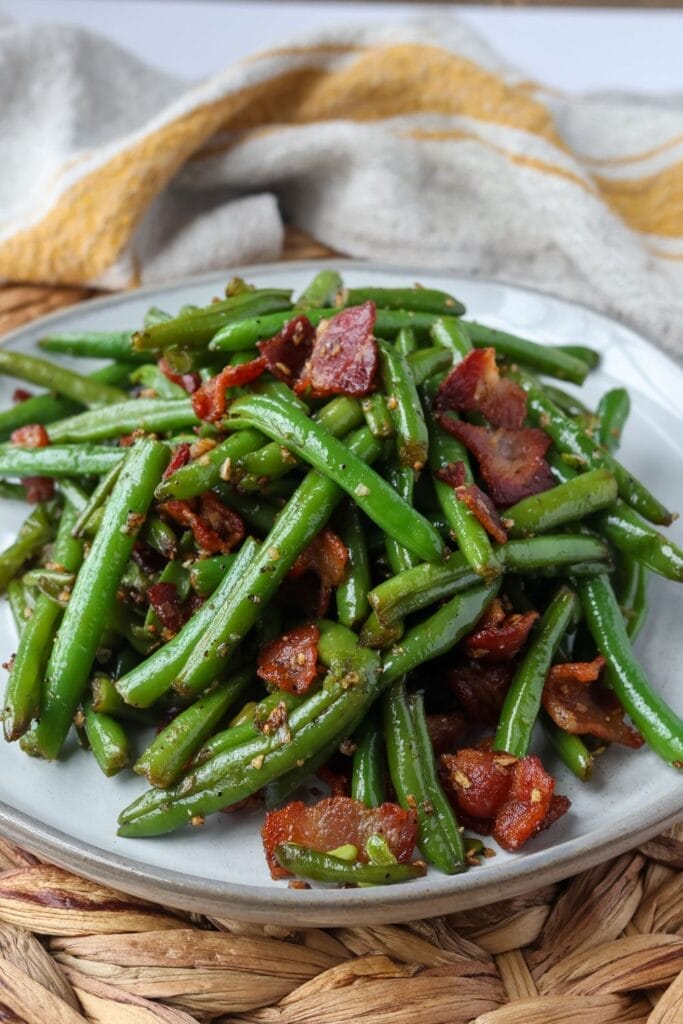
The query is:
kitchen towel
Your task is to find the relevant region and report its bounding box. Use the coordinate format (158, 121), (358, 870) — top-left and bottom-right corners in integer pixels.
(1, 16), (682, 354)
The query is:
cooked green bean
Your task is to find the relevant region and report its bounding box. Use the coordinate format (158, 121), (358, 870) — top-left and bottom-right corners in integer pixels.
(506, 469), (618, 538)
(72, 461), (123, 538)
(463, 322), (590, 383)
(335, 504), (372, 629)
(541, 712), (593, 781)
(379, 341), (428, 470)
(383, 460), (420, 575)
(83, 702), (130, 776)
(430, 316), (472, 359)
(39, 331), (149, 363)
(351, 708), (385, 807)
(345, 286), (465, 316)
(0, 349), (126, 407)
(154, 430), (264, 501)
(395, 326), (417, 357)
(296, 270), (343, 309)
(406, 345), (453, 384)
(361, 393), (394, 439)
(597, 388), (630, 454)
(0, 481), (27, 502)
(47, 398), (201, 444)
(274, 843), (425, 884)
(6, 579), (31, 635)
(0, 444), (123, 479)
(0, 505), (51, 594)
(557, 344), (601, 369)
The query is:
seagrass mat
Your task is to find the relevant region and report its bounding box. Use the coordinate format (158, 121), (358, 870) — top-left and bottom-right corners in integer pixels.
(0, 228), (682, 1024)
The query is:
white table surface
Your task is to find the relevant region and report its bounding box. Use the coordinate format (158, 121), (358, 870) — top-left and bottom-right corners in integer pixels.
(1, 1), (682, 95)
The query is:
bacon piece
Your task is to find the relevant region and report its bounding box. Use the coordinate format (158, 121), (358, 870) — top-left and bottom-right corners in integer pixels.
(158, 356), (201, 395)
(435, 347), (527, 429)
(316, 763), (350, 798)
(12, 388), (33, 404)
(464, 599), (538, 662)
(543, 656), (643, 749)
(287, 529), (349, 616)
(159, 493), (245, 554)
(435, 461), (467, 488)
(257, 624), (321, 696)
(492, 755), (559, 852)
(261, 795), (418, 878)
(439, 418), (555, 506)
(426, 711), (467, 756)
(11, 424), (50, 448)
(295, 301), (378, 399)
(441, 748), (516, 823)
(23, 477), (55, 503)
(257, 315), (316, 383)
(447, 660), (514, 728)
(147, 582), (184, 635)
(192, 359), (267, 422)
(455, 484), (509, 544)
(162, 443), (192, 480)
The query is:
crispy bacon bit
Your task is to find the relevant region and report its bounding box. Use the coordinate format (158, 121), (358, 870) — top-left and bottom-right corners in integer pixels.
(436, 461), (467, 488)
(257, 624), (321, 695)
(447, 660), (514, 728)
(295, 302), (378, 399)
(317, 763), (350, 797)
(464, 599), (539, 662)
(12, 388), (33, 404)
(435, 347), (527, 429)
(426, 710), (467, 756)
(147, 582), (184, 635)
(192, 360), (267, 422)
(440, 419), (555, 506)
(262, 795), (418, 878)
(257, 315), (316, 382)
(163, 443), (192, 479)
(159, 493), (245, 554)
(492, 755), (560, 852)
(131, 541), (165, 575)
(158, 356), (201, 395)
(11, 424), (50, 448)
(543, 656), (643, 749)
(24, 477), (55, 503)
(287, 529), (349, 615)
(456, 484), (509, 544)
(441, 749), (568, 851)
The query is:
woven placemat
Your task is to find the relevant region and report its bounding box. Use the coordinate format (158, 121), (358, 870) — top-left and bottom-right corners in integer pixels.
(0, 229), (681, 1024)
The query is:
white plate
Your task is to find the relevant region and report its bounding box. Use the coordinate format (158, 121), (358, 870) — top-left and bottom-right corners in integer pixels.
(0, 261), (681, 926)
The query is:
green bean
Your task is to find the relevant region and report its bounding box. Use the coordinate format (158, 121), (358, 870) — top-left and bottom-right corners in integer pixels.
(6, 579), (32, 635)
(578, 574), (683, 767)
(422, 379), (500, 580)
(557, 344), (601, 369)
(144, 515), (178, 560)
(463, 322), (590, 383)
(72, 461), (123, 538)
(154, 430), (264, 501)
(29, 440), (169, 759)
(91, 673), (147, 719)
(541, 384), (592, 419)
(430, 316), (472, 359)
(274, 842), (424, 885)
(229, 394), (443, 563)
(144, 306), (172, 327)
(406, 346), (453, 384)
(382, 460), (419, 576)
(383, 680), (464, 874)
(625, 562), (648, 641)
(514, 370), (672, 525)
(494, 585), (578, 757)
(335, 504), (372, 629)
(296, 270), (343, 309)
(506, 469), (618, 537)
(0, 350), (127, 408)
(345, 286), (466, 316)
(541, 711), (593, 781)
(361, 394), (394, 439)
(359, 609), (405, 649)
(379, 341), (428, 470)
(597, 388), (630, 454)
(39, 331), (149, 363)
(0, 505), (51, 594)
(47, 398), (200, 443)
(143, 559), (190, 634)
(191, 691), (302, 769)
(395, 326), (417, 357)
(115, 537), (259, 708)
(0, 481), (27, 502)
(135, 669), (252, 788)
(351, 709), (385, 807)
(3, 502), (84, 740)
(188, 554), (237, 598)
(83, 702), (130, 776)
(174, 428), (383, 699)
(130, 364), (187, 399)
(214, 484), (279, 536)
(0, 444), (124, 479)
(134, 289), (293, 352)
(22, 568), (74, 605)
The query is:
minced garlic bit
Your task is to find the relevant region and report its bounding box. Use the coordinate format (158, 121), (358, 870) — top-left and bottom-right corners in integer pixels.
(251, 754), (265, 770)
(453, 769), (472, 789)
(386, 395), (398, 411)
(267, 547), (280, 561)
(354, 483), (370, 497)
(530, 788), (542, 804)
(190, 815), (206, 827)
(219, 457), (232, 481)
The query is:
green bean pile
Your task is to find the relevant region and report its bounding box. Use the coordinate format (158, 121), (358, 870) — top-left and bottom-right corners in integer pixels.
(1, 269), (682, 889)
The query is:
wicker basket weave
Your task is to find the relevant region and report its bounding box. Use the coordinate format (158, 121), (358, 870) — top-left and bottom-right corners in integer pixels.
(0, 229), (681, 1024)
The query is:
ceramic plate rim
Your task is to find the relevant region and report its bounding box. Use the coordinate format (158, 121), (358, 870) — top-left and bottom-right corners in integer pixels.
(0, 259), (681, 926)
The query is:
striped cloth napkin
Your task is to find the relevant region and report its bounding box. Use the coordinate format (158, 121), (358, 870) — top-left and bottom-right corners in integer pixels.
(1, 16), (681, 355)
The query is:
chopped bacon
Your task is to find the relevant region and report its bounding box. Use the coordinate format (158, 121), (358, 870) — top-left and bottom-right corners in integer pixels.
(295, 301), (378, 399)
(162, 443), (192, 479)
(131, 541), (165, 575)
(543, 656), (643, 749)
(439, 418), (555, 506)
(159, 493), (245, 554)
(23, 477), (55, 503)
(492, 755), (559, 852)
(12, 388), (33, 404)
(11, 424), (50, 448)
(436, 461), (467, 488)
(464, 599), (538, 662)
(192, 360), (266, 422)
(287, 529), (349, 615)
(455, 484), (509, 544)
(262, 795), (418, 878)
(435, 347), (527, 429)
(257, 624), (321, 695)
(426, 710), (467, 756)
(257, 315), (316, 383)
(447, 660), (514, 728)
(441, 748), (568, 851)
(158, 356), (201, 395)
(317, 763), (350, 797)
(147, 582), (184, 635)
